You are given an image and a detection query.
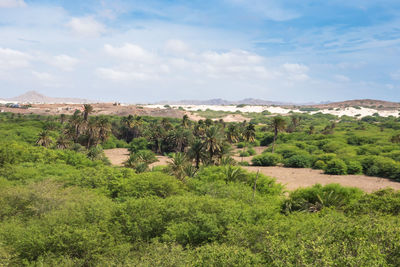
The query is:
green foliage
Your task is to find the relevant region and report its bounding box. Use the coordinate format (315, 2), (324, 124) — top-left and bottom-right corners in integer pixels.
(325, 159), (348, 175)
(239, 151), (250, 157)
(128, 137), (149, 153)
(284, 154), (313, 168)
(313, 160), (327, 170)
(252, 153), (282, 166)
(345, 160), (363, 174)
(362, 156), (400, 180)
(2, 112), (400, 266)
(282, 184), (363, 213)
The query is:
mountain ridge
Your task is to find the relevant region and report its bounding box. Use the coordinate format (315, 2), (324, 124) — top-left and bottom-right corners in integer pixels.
(0, 91), (93, 104)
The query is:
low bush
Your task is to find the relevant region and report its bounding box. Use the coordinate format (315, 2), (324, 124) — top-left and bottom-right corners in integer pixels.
(282, 184), (363, 213)
(284, 154), (313, 168)
(325, 159), (348, 175)
(252, 153), (282, 166)
(313, 160), (327, 170)
(362, 156), (400, 180)
(345, 160), (363, 175)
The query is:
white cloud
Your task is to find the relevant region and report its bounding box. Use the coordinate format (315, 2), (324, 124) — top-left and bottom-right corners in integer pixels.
(96, 68), (150, 81)
(282, 63), (310, 81)
(32, 71), (54, 81)
(334, 74), (350, 82)
(0, 47), (31, 70)
(98, 45), (296, 83)
(51, 55), (79, 71)
(165, 39), (189, 54)
(0, 0), (26, 8)
(104, 43), (155, 62)
(67, 17), (105, 37)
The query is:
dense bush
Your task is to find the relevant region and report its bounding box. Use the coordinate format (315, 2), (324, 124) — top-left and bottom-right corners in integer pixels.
(345, 160), (363, 174)
(282, 184), (363, 213)
(362, 156), (400, 180)
(252, 153), (282, 166)
(325, 159), (348, 175)
(284, 154), (313, 168)
(2, 112), (400, 266)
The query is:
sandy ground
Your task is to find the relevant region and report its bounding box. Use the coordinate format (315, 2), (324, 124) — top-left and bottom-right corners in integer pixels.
(104, 148), (170, 168)
(219, 114), (251, 122)
(3, 103), (398, 122)
(104, 147), (400, 192)
(104, 148), (130, 166)
(243, 166), (400, 193)
(232, 146), (267, 163)
(1, 103), (187, 119)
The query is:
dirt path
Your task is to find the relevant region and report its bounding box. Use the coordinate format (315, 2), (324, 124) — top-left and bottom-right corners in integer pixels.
(243, 166), (400, 193)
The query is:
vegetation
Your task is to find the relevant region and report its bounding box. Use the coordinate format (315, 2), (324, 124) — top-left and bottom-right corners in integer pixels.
(0, 110), (400, 266)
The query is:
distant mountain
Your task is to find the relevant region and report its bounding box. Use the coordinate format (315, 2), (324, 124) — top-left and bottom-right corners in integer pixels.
(2, 91), (93, 104)
(311, 99), (400, 109)
(156, 98), (298, 106)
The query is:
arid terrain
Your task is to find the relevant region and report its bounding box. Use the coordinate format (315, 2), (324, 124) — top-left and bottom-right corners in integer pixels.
(104, 148), (400, 193)
(1, 103), (187, 119)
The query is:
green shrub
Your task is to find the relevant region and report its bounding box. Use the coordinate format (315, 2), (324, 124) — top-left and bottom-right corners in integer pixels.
(236, 142), (246, 148)
(282, 184), (363, 213)
(362, 156), (400, 180)
(260, 133), (274, 146)
(239, 151), (250, 157)
(252, 153), (282, 166)
(346, 160), (363, 175)
(313, 160), (327, 170)
(247, 147), (256, 156)
(284, 154), (313, 168)
(128, 137), (149, 153)
(325, 159), (347, 175)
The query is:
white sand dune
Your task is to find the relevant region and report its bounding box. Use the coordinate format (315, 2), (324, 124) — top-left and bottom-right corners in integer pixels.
(145, 105), (399, 118)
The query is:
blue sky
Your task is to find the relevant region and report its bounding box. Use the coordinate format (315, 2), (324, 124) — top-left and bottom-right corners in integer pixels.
(0, 0), (399, 103)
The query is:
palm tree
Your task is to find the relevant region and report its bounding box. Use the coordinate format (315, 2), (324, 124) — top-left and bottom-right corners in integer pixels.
(167, 152), (190, 181)
(67, 111), (83, 142)
(131, 115), (143, 138)
(194, 120), (206, 138)
(224, 165), (245, 184)
(182, 114), (189, 128)
(36, 130), (52, 147)
(203, 126), (223, 164)
(308, 125), (315, 135)
(147, 122), (167, 153)
(188, 138), (204, 169)
(226, 124), (240, 143)
(161, 118), (173, 131)
(287, 115), (300, 133)
(205, 118), (213, 127)
(243, 124), (256, 143)
(97, 117), (111, 143)
(86, 118), (100, 148)
(83, 104), (94, 122)
(56, 135), (70, 149)
(60, 114), (66, 125)
(270, 117), (286, 153)
(170, 127), (192, 152)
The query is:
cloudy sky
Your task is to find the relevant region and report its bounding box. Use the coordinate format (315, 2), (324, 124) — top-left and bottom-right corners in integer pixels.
(0, 0), (399, 103)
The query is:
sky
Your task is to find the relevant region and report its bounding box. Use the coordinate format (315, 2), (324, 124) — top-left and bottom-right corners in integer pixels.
(0, 0), (400, 103)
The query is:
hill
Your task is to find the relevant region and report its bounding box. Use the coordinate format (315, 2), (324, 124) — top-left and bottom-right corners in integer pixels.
(1, 91), (93, 104)
(311, 99), (400, 109)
